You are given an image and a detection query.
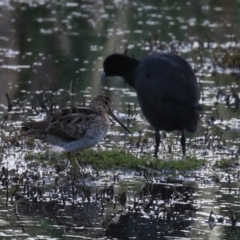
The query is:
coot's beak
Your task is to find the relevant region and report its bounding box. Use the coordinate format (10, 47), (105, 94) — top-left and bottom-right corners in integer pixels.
(108, 109), (131, 134)
(100, 71), (106, 81)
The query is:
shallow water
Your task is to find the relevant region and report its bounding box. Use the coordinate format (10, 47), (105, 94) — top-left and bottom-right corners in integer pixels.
(1, 0), (240, 239)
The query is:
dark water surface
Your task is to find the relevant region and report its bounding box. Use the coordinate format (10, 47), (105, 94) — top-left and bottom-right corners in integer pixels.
(1, 0), (240, 239)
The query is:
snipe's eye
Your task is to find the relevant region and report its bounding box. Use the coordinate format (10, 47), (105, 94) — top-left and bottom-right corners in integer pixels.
(102, 98), (109, 105)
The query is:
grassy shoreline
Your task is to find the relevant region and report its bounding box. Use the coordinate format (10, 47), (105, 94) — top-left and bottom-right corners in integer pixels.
(25, 148), (206, 171)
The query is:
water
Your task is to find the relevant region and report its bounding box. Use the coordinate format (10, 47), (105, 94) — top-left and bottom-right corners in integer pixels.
(1, 0), (240, 239)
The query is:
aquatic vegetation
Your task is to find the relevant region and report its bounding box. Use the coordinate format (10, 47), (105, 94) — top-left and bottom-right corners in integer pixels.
(221, 47), (240, 69)
(24, 148), (206, 171)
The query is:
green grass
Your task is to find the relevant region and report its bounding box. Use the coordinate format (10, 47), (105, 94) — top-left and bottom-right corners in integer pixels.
(75, 149), (206, 171)
(25, 148), (206, 171)
(213, 158), (237, 169)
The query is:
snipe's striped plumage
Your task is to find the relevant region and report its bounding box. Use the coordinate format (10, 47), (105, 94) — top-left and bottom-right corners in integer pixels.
(21, 95), (131, 152)
(101, 53), (201, 157)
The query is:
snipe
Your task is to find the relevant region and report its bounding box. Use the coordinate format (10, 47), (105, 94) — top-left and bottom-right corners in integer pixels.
(21, 95), (131, 152)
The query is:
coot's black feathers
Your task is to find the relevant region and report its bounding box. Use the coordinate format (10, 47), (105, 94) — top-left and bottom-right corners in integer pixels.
(102, 52), (201, 157)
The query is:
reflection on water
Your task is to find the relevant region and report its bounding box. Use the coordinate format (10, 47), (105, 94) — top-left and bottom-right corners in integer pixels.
(1, 167), (240, 239)
(1, 0), (240, 239)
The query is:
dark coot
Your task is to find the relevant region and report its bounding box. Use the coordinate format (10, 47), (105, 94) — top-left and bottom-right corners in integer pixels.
(101, 53), (201, 157)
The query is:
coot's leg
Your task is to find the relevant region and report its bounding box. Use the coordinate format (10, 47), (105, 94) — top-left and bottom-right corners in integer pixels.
(180, 131), (186, 155)
(154, 131), (160, 158)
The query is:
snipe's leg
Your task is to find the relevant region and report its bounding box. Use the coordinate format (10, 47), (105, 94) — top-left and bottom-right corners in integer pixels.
(180, 131), (186, 156)
(67, 152), (79, 166)
(154, 131), (160, 158)
(67, 152), (82, 178)
(67, 152), (74, 166)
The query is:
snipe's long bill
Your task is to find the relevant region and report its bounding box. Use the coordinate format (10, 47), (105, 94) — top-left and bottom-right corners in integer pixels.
(21, 95), (131, 152)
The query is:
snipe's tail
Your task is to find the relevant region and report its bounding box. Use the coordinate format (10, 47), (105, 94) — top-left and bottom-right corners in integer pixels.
(21, 119), (51, 135)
